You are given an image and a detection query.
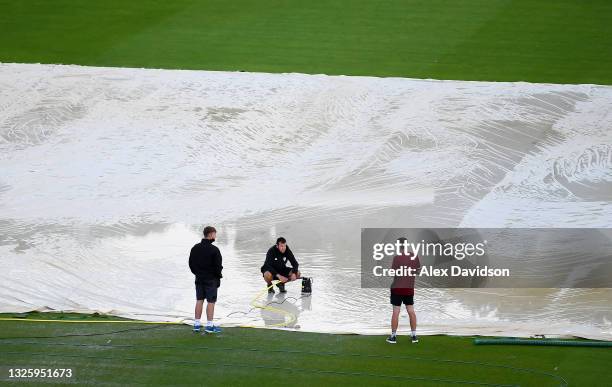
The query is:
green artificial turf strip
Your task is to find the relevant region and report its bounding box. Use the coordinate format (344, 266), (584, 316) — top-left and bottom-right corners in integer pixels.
(0, 0), (610, 84)
(1, 313), (611, 386)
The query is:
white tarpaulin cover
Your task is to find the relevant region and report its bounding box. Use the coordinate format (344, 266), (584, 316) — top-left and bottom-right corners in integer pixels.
(1, 63), (611, 339)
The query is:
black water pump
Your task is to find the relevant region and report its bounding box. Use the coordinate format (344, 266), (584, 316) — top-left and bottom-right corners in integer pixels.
(301, 277), (312, 293)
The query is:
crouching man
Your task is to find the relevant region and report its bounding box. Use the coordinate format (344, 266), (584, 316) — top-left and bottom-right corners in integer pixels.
(261, 237), (300, 293)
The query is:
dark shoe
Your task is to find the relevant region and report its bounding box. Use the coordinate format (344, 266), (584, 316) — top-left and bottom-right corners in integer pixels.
(412, 335), (419, 343)
(386, 335), (397, 344)
(267, 284), (275, 294)
(277, 282), (287, 293)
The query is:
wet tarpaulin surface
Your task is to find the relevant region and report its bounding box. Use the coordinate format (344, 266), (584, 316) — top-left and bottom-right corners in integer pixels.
(1, 63), (611, 339)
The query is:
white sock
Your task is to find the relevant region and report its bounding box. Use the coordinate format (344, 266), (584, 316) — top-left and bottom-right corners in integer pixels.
(194, 319), (201, 325)
(411, 330), (417, 336)
(391, 331), (396, 336)
(206, 320), (214, 327)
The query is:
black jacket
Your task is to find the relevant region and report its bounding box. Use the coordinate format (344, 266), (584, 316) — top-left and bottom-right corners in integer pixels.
(260, 245), (299, 275)
(189, 239), (223, 282)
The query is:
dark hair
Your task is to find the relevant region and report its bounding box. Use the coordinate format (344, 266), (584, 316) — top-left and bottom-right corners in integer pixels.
(203, 226), (217, 237)
(276, 237), (287, 245)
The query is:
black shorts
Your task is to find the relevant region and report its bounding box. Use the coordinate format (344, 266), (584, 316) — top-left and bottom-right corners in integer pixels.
(261, 267), (294, 278)
(195, 279), (218, 302)
(390, 293), (414, 306)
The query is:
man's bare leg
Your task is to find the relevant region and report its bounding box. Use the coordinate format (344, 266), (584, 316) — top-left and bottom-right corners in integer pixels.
(387, 305), (401, 343)
(263, 271), (276, 294)
(263, 271), (274, 286)
(406, 305), (417, 331)
(275, 274), (289, 293)
(406, 304), (418, 342)
(391, 305), (401, 333)
(276, 274), (288, 283)
(193, 299), (204, 331)
(195, 300), (204, 320)
(206, 302), (215, 322)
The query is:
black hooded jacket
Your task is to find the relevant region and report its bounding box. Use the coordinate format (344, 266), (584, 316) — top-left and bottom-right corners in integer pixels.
(189, 239), (223, 282)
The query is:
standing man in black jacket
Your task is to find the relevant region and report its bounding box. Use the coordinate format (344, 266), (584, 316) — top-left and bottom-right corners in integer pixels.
(189, 226), (223, 333)
(261, 237), (301, 294)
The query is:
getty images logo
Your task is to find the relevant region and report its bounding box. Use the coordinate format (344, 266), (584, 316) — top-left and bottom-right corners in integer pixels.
(372, 239), (487, 261)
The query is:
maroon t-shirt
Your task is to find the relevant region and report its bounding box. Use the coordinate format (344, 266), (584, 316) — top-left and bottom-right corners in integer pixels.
(390, 253), (420, 296)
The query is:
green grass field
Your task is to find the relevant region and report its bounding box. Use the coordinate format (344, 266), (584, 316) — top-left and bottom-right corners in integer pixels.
(1, 313), (611, 386)
(1, 2), (611, 385)
(1, 0), (611, 84)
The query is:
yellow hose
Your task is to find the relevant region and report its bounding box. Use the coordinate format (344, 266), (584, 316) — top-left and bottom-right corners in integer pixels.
(239, 280), (297, 328)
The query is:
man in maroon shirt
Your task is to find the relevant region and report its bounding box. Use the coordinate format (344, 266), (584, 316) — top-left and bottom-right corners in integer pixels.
(387, 238), (420, 344)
